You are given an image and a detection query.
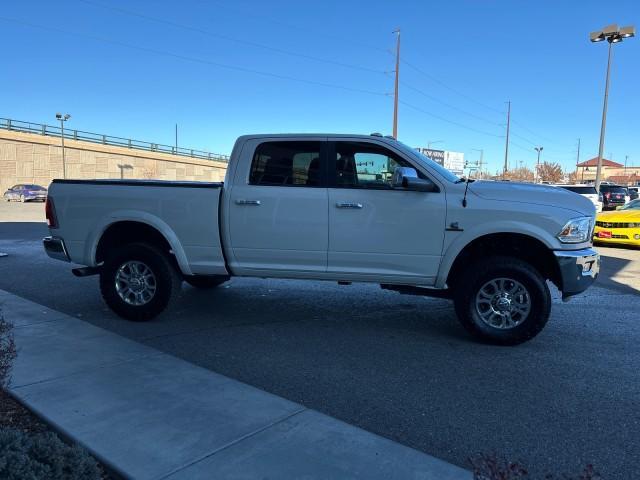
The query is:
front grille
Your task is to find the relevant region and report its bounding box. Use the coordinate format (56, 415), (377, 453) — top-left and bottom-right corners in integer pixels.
(596, 221), (639, 228)
(612, 234), (629, 239)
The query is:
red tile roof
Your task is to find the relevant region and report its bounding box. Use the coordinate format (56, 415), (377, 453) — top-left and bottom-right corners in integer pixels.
(577, 157), (623, 168)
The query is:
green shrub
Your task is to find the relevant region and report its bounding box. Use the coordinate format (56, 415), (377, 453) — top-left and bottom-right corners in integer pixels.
(0, 309), (17, 389)
(0, 428), (101, 480)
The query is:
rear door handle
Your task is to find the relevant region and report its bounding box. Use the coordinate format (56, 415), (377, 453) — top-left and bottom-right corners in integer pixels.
(336, 202), (363, 209)
(235, 199), (261, 206)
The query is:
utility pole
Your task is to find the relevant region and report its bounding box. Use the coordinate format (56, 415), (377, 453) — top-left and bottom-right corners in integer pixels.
(175, 124), (178, 153)
(625, 154), (628, 181)
(392, 29), (400, 139)
(575, 138), (581, 183)
(503, 101), (511, 178)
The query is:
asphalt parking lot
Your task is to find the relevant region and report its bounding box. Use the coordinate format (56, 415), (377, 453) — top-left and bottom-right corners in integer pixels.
(1, 201), (639, 479)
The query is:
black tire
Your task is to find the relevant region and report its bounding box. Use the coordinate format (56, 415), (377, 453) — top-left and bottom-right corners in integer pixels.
(99, 243), (181, 321)
(184, 275), (229, 289)
(20, 194), (25, 203)
(453, 256), (551, 346)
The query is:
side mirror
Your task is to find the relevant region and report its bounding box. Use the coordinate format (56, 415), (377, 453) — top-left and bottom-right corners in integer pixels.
(391, 166), (439, 192)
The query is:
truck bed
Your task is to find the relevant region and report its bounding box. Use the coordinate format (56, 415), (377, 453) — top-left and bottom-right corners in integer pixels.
(48, 179), (227, 276)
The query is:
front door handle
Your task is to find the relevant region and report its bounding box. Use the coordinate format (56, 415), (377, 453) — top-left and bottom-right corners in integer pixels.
(336, 202), (363, 209)
(235, 199), (261, 206)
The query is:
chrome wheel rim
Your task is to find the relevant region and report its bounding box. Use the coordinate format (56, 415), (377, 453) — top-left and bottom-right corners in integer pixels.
(115, 261), (157, 306)
(475, 278), (531, 330)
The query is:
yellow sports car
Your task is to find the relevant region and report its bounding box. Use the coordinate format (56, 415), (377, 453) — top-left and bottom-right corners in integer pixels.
(593, 198), (640, 246)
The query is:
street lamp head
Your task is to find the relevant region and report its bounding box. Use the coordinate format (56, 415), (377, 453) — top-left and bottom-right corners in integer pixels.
(55, 113), (62, 120)
(63, 114), (71, 121)
(620, 25), (635, 38)
(591, 24), (635, 44)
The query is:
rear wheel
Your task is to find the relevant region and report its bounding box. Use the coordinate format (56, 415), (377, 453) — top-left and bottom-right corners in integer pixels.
(452, 256), (551, 346)
(99, 243), (181, 321)
(184, 275), (229, 289)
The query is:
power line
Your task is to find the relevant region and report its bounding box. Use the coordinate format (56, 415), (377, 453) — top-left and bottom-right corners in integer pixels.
(76, 0), (386, 75)
(510, 119), (564, 146)
(402, 58), (505, 115)
(399, 100), (505, 138)
(403, 57), (572, 150)
(204, 0), (392, 55)
(0, 16), (388, 98)
(401, 81), (503, 127)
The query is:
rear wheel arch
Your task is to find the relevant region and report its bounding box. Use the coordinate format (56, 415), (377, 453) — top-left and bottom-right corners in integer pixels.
(94, 220), (189, 274)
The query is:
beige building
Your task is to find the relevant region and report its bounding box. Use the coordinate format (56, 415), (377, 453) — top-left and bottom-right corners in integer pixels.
(576, 157), (640, 185)
(0, 124), (229, 195)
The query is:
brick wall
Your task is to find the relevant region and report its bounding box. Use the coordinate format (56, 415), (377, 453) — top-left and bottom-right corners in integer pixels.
(0, 129), (228, 194)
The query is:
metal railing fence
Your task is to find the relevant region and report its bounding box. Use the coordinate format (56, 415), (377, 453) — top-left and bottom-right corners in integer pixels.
(0, 117), (229, 162)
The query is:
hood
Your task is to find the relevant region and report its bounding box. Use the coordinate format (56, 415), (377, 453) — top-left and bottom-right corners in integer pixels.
(470, 181), (594, 216)
(597, 208), (640, 222)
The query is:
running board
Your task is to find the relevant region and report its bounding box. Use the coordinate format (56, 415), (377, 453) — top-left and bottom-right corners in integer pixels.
(380, 284), (452, 299)
(72, 266), (101, 277)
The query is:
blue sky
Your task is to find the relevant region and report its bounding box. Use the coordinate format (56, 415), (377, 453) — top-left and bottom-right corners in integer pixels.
(1, 0), (638, 174)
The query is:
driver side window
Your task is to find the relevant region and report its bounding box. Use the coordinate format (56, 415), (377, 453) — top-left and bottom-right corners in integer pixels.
(333, 142), (424, 189)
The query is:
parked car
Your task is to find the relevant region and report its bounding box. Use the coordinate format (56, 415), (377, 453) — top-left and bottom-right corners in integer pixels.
(552, 184), (602, 212)
(593, 199), (640, 247)
(3, 184), (48, 202)
(628, 186), (639, 201)
(599, 184), (627, 210)
(42, 133), (600, 346)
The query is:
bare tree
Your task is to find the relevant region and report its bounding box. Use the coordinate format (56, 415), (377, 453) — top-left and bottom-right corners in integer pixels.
(537, 162), (563, 183)
(502, 167), (535, 182)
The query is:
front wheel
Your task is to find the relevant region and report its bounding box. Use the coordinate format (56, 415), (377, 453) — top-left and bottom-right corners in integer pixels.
(453, 256), (551, 346)
(19, 194), (25, 203)
(99, 243), (181, 321)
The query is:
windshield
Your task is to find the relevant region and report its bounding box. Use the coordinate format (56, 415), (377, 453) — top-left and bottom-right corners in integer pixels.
(391, 140), (461, 183)
(621, 199), (640, 210)
(600, 186), (626, 194)
(561, 186), (597, 195)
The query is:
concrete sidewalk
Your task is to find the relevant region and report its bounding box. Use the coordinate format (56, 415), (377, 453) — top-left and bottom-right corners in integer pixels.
(0, 288), (471, 480)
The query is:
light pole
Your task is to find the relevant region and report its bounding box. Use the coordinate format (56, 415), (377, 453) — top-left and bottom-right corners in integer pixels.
(55, 113), (71, 178)
(117, 164), (133, 180)
(534, 146), (543, 183)
(590, 24), (635, 192)
(471, 148), (484, 178)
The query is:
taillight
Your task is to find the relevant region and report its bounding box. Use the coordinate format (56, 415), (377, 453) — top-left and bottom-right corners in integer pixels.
(45, 196), (58, 229)
(604, 192), (611, 199)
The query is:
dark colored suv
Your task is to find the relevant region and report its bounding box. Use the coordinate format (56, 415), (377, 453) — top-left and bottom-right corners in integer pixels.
(599, 184), (627, 210)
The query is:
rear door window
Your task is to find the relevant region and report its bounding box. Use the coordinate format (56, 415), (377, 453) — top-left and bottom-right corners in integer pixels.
(249, 141), (324, 187)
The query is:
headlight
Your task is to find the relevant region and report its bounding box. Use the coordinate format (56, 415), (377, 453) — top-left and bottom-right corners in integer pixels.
(557, 216), (593, 243)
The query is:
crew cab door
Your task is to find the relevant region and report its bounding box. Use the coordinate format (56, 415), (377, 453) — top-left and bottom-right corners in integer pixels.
(226, 139), (329, 275)
(327, 139), (446, 284)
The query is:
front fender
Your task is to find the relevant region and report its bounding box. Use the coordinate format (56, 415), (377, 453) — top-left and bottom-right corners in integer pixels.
(435, 220), (558, 288)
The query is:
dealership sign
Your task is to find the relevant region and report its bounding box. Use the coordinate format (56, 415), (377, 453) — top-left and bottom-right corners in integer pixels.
(418, 148), (445, 165)
(417, 148), (465, 175)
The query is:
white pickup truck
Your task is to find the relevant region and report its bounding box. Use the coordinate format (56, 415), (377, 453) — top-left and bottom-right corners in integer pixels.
(43, 134), (600, 345)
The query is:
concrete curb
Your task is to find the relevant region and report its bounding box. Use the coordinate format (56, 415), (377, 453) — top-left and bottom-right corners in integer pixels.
(1, 289), (471, 480)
